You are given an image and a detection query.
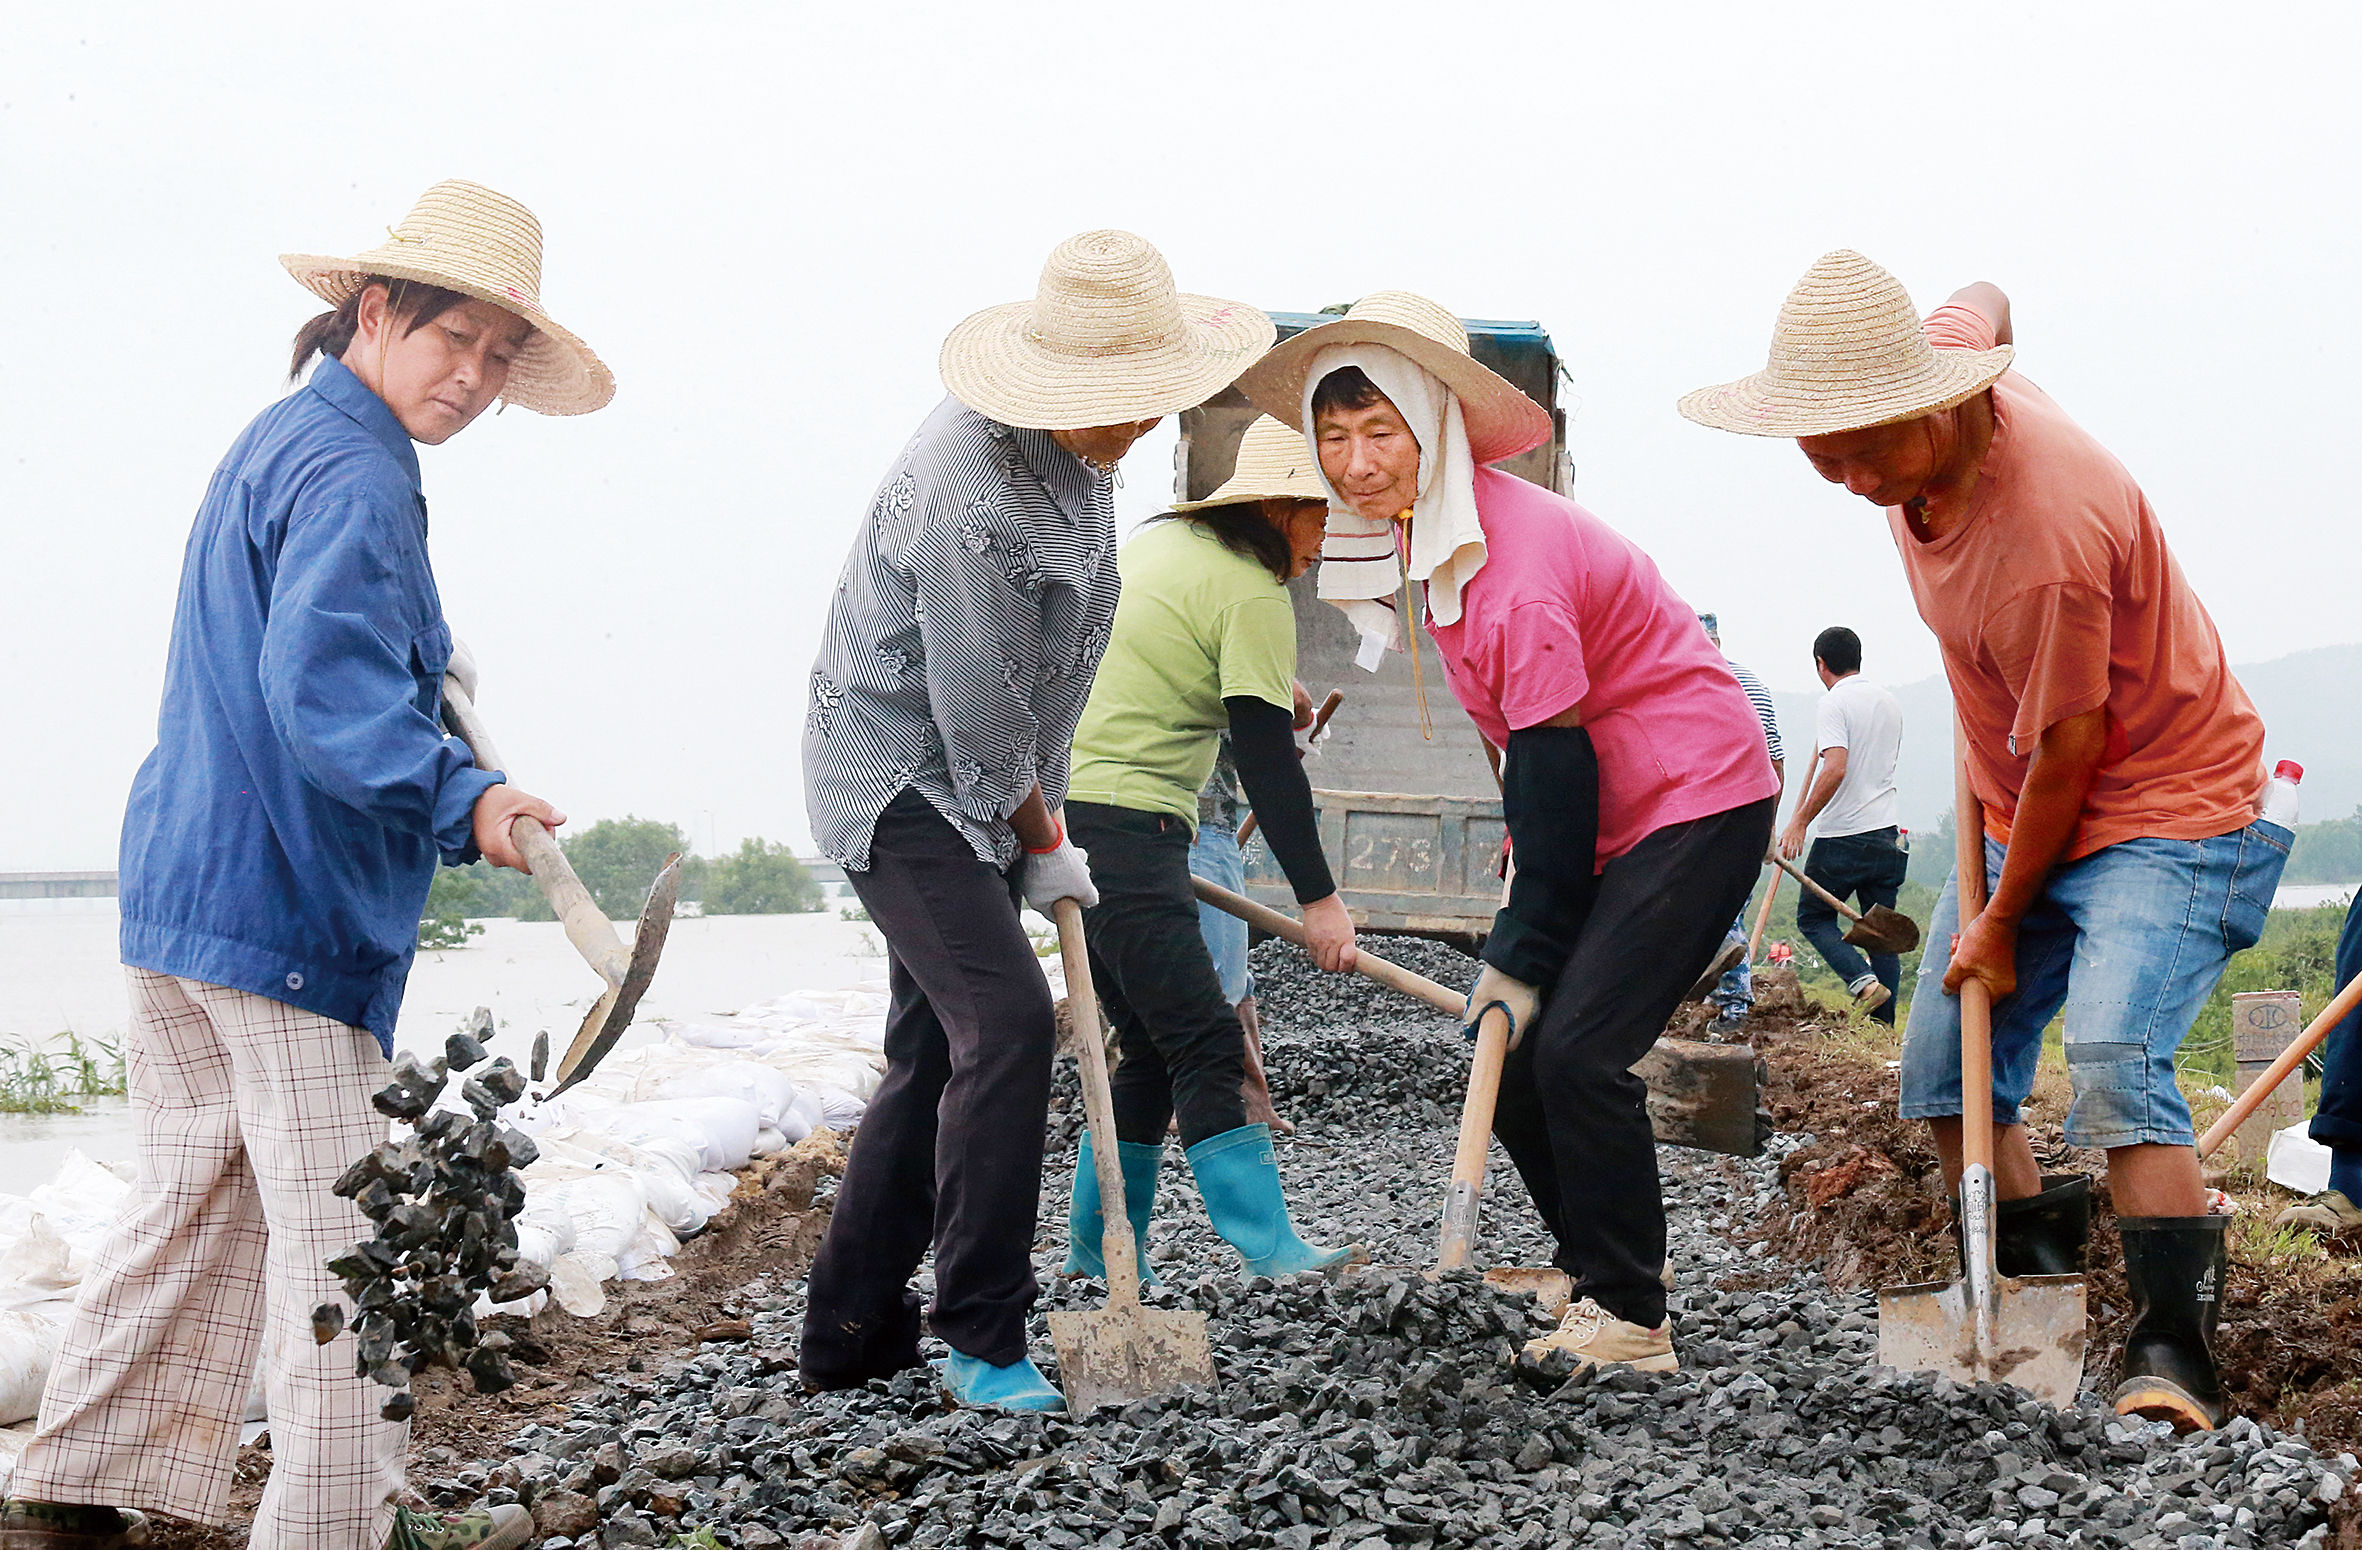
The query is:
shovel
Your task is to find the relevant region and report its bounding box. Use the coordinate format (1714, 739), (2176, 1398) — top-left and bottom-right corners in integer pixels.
(440, 677), (682, 1094)
(1769, 852), (1921, 955)
(1044, 898), (1220, 1411)
(1876, 726), (2085, 1405)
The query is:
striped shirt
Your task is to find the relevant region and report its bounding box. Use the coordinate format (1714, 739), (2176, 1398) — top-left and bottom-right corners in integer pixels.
(804, 397), (1119, 872)
(1725, 657), (1785, 762)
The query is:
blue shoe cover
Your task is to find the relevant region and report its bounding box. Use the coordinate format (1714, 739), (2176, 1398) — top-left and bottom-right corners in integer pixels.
(933, 1350), (1066, 1411)
(1184, 1122), (1354, 1276)
(1061, 1133), (1162, 1285)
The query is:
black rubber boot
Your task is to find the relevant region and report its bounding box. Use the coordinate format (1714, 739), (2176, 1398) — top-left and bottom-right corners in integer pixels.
(1950, 1174), (2092, 1276)
(2111, 1215), (2229, 1434)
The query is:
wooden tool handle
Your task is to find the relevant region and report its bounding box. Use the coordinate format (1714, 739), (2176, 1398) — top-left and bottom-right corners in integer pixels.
(1744, 870), (1784, 964)
(1190, 878), (1462, 1017)
(441, 680), (628, 988)
(1438, 1010), (1510, 1269)
(1953, 723), (1996, 1172)
(2198, 972), (2362, 1159)
(1771, 852), (1867, 927)
(1055, 899), (1142, 1310)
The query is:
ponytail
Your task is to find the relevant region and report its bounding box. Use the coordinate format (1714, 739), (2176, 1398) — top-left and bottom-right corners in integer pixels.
(287, 277), (471, 382)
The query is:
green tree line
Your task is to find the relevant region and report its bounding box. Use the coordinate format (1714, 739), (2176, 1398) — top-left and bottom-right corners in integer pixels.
(419, 817), (823, 947)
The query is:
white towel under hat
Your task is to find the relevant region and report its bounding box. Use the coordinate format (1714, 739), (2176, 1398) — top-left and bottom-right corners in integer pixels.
(1303, 343), (1487, 664)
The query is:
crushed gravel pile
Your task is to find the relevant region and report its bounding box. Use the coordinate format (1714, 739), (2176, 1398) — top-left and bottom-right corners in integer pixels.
(491, 937), (2354, 1550)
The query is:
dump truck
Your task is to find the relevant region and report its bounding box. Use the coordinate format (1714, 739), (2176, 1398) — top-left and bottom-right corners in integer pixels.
(1176, 309), (1570, 943)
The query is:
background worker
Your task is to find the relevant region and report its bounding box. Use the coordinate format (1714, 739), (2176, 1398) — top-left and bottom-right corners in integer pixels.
(1698, 611), (1786, 1034)
(1244, 294), (1778, 1374)
(1777, 625), (1907, 1022)
(799, 231), (1271, 1413)
(1684, 250), (2288, 1433)
(1062, 415), (1356, 1286)
(2279, 891), (2362, 1233)
(1188, 731), (1302, 1134)
(1, 181), (602, 1550)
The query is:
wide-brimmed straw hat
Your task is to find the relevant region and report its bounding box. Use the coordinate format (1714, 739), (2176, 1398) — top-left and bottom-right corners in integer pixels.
(1172, 415), (1330, 512)
(1678, 250), (2012, 438)
(1235, 291), (1552, 466)
(938, 230), (1275, 431)
(281, 179), (614, 416)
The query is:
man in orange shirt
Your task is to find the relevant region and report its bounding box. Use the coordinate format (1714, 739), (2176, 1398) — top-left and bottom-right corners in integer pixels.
(1683, 252), (2290, 1433)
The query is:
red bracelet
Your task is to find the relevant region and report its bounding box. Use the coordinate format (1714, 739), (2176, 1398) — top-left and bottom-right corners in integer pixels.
(1024, 817), (1065, 856)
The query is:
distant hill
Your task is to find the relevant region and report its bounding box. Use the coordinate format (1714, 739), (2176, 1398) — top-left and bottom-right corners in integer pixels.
(1766, 642), (2362, 854)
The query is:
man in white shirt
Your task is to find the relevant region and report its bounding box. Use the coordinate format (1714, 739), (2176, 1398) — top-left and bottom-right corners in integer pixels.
(1777, 626), (1907, 1023)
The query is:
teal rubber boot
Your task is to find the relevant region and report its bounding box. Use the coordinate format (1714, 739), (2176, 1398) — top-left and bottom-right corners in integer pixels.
(1185, 1122), (1354, 1276)
(934, 1350), (1066, 1411)
(1061, 1134), (1163, 1285)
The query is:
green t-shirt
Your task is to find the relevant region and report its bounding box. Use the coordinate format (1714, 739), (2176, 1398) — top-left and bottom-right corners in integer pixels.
(1068, 519), (1297, 826)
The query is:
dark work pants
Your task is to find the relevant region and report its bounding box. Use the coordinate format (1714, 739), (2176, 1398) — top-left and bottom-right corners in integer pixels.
(1795, 827), (1910, 1024)
(1491, 798), (1775, 1329)
(2307, 888), (2362, 1151)
(798, 793), (1055, 1380)
(1067, 802), (1249, 1148)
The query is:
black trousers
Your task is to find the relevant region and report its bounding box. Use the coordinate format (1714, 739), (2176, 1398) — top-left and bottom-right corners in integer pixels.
(1491, 798), (1775, 1329)
(1067, 802), (1249, 1148)
(798, 793), (1056, 1380)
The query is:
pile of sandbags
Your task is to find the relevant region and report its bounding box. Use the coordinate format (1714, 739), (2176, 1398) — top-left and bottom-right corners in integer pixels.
(0, 1151), (134, 1428)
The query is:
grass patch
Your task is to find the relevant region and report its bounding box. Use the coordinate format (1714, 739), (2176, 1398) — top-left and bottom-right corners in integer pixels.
(0, 1032), (128, 1113)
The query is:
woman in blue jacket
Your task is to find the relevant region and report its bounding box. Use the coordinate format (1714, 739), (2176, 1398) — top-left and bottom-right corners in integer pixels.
(2, 182), (606, 1550)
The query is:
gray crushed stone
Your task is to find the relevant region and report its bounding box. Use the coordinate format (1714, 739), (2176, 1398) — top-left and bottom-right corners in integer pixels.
(483, 936), (2353, 1549)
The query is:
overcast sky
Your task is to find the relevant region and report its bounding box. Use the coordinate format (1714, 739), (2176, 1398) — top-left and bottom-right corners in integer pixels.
(4, 2), (2356, 871)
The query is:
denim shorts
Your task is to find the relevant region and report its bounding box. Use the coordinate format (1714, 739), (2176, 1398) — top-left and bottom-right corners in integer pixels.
(1898, 821), (2291, 1149)
(1187, 823), (1254, 1006)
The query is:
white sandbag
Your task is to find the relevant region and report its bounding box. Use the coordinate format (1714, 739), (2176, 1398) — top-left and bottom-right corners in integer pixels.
(753, 1125), (789, 1156)
(616, 1211), (680, 1283)
(532, 1131), (713, 1234)
(23, 1151), (131, 1272)
(783, 1085), (825, 1142)
(0, 1310), (58, 1426)
(2269, 1121), (2332, 1195)
(0, 1422), (28, 1495)
(638, 1060), (800, 1131)
(528, 1174), (646, 1263)
(692, 1172), (738, 1216)
(588, 1098), (761, 1173)
(547, 1251), (614, 1318)
(0, 1217), (77, 1315)
(808, 1084), (868, 1130)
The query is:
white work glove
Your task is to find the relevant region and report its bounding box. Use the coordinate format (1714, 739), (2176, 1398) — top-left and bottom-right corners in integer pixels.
(1021, 827), (1099, 912)
(1463, 965), (1541, 1050)
(447, 634), (481, 703)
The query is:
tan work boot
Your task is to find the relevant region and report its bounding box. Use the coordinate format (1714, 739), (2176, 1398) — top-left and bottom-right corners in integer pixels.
(2275, 1189), (2362, 1234)
(386, 1504), (533, 1550)
(1847, 974), (1893, 1016)
(1522, 1296), (1678, 1373)
(0, 1502), (147, 1549)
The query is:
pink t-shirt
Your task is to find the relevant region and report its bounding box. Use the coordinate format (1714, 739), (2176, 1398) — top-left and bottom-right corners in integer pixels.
(1427, 469), (1780, 867)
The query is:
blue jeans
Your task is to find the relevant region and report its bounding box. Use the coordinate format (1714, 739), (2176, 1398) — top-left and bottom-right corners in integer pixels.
(2308, 888), (2362, 1151)
(1900, 822), (2290, 1150)
(1709, 913), (1752, 1016)
(1188, 823), (1254, 1006)
(1796, 827), (1910, 1023)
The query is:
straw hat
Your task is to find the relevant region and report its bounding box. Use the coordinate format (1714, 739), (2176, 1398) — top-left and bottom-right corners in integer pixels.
(1678, 250), (2012, 438)
(281, 179), (614, 416)
(1173, 415), (1330, 511)
(938, 230), (1275, 431)
(1235, 291), (1552, 465)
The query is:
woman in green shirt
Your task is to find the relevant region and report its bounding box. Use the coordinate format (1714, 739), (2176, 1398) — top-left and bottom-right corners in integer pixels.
(1062, 416), (1360, 1283)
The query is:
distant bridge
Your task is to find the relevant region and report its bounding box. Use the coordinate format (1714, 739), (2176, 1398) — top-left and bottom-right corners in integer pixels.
(0, 871), (118, 900)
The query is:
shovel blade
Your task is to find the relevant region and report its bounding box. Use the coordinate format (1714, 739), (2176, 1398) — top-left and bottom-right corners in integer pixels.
(1876, 1272), (2087, 1408)
(550, 853), (684, 1094)
(1684, 938), (1747, 1004)
(1046, 1304), (1218, 1413)
(1634, 1038), (1771, 1158)
(1482, 1266), (1573, 1320)
(1842, 905), (1922, 955)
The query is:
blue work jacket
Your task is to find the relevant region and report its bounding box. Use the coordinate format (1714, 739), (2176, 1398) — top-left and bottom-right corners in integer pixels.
(118, 357), (505, 1052)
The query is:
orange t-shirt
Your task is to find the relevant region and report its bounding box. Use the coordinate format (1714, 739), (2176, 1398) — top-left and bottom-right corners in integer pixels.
(1888, 304), (2265, 860)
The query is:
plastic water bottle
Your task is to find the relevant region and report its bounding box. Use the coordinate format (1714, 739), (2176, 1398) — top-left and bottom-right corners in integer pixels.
(2261, 760), (2303, 829)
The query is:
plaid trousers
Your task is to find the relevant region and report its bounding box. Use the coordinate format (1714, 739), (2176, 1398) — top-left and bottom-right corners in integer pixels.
(10, 970), (405, 1548)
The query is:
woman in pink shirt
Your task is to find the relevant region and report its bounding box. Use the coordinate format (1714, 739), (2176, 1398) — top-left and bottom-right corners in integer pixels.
(1241, 294), (1778, 1375)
